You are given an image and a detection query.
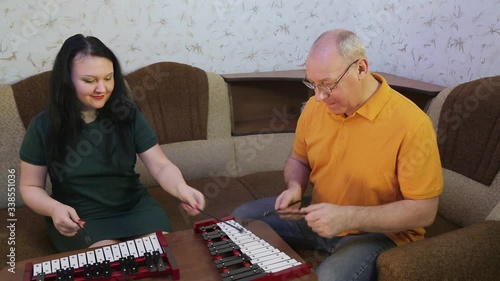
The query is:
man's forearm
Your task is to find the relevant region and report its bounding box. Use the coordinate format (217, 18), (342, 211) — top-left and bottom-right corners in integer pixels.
(283, 154), (311, 194)
(348, 197), (439, 233)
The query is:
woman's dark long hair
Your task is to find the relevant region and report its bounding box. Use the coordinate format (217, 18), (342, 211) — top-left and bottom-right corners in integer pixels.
(47, 34), (136, 180)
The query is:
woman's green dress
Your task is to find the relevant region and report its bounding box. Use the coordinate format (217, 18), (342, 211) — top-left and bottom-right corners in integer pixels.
(20, 109), (171, 252)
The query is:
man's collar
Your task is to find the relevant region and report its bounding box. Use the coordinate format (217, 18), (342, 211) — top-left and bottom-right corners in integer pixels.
(354, 73), (391, 121)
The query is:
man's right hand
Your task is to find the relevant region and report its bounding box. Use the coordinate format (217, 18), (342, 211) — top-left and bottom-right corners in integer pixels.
(275, 185), (306, 221)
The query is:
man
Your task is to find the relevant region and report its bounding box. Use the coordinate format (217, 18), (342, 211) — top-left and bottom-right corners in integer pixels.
(232, 29), (443, 281)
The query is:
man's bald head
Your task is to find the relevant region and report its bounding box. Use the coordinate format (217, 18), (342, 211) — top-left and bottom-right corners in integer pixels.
(308, 29), (366, 64)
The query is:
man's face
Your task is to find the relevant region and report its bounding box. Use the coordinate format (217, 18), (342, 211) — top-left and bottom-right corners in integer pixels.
(305, 54), (360, 116)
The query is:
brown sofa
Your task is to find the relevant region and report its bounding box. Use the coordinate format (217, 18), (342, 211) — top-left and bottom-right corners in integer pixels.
(1, 62), (499, 281)
(0, 62), (298, 271)
(376, 75), (500, 281)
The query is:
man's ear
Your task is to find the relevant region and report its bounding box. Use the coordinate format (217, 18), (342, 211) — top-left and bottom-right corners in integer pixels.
(357, 58), (369, 78)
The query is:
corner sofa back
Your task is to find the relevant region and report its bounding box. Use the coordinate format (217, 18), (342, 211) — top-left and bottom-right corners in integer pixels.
(425, 76), (500, 227)
(126, 62), (237, 186)
(128, 62), (293, 186)
(0, 83), (32, 210)
(0, 61), (293, 209)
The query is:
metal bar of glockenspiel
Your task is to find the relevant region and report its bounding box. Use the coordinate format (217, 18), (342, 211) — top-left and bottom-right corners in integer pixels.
(176, 199), (244, 233)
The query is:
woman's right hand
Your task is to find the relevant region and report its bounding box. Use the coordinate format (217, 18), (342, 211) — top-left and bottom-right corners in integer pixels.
(50, 203), (83, 237)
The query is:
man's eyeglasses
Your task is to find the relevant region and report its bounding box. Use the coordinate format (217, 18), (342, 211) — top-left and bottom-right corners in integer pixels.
(302, 59), (360, 93)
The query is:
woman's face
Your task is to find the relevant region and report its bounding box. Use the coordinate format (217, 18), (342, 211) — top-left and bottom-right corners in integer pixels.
(71, 54), (114, 114)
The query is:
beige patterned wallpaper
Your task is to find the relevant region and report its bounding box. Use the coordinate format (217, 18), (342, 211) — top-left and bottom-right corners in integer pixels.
(0, 0), (499, 87)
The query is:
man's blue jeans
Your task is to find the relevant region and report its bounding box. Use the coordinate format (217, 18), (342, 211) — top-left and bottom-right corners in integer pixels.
(231, 196), (397, 281)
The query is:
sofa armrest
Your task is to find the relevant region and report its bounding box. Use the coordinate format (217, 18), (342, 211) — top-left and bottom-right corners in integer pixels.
(377, 220), (500, 281)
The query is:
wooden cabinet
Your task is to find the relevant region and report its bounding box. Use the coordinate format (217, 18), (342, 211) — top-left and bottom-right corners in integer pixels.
(222, 70), (444, 136)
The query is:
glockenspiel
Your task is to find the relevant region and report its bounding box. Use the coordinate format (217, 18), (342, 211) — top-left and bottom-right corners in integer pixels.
(194, 218), (311, 281)
(23, 231), (179, 281)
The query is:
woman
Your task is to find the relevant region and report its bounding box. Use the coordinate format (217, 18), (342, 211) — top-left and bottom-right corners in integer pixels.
(19, 34), (205, 252)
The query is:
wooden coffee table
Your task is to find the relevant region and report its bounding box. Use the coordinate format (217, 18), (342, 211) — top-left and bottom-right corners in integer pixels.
(0, 220), (317, 281)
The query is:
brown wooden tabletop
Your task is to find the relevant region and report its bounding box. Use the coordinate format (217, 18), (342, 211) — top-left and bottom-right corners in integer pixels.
(0, 220), (317, 281)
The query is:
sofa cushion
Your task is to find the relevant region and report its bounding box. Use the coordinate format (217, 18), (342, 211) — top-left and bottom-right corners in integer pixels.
(10, 71), (51, 129)
(423, 214), (460, 238)
(125, 62), (209, 144)
(427, 77), (500, 227)
(486, 200), (500, 221)
(205, 72), (231, 139)
(377, 220), (500, 281)
(0, 206), (56, 267)
(237, 170), (288, 199)
(0, 85), (29, 208)
(134, 138), (237, 185)
(236, 170), (313, 200)
(438, 169), (499, 227)
(436, 76), (500, 186)
(147, 176), (256, 231)
(233, 133), (294, 177)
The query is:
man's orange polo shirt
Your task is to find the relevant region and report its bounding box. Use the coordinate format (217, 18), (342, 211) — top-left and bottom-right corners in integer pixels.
(293, 73), (443, 245)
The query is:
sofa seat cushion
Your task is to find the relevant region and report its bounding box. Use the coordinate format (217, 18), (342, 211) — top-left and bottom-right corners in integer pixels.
(135, 138), (238, 186)
(147, 176), (256, 232)
(0, 206), (56, 266)
(438, 169), (500, 227)
(424, 214), (460, 238)
(236, 170), (288, 199)
(236, 170), (313, 199)
(377, 220), (500, 281)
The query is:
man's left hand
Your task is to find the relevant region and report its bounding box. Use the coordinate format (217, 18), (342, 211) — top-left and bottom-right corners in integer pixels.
(302, 203), (350, 238)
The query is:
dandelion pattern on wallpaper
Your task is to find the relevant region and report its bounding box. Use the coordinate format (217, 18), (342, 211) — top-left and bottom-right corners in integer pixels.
(0, 0), (498, 86)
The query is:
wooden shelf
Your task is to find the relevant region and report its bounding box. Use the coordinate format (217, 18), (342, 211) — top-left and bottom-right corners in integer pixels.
(222, 70), (445, 136)
(224, 78), (311, 136)
(222, 69), (444, 92)
(222, 69), (306, 81)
